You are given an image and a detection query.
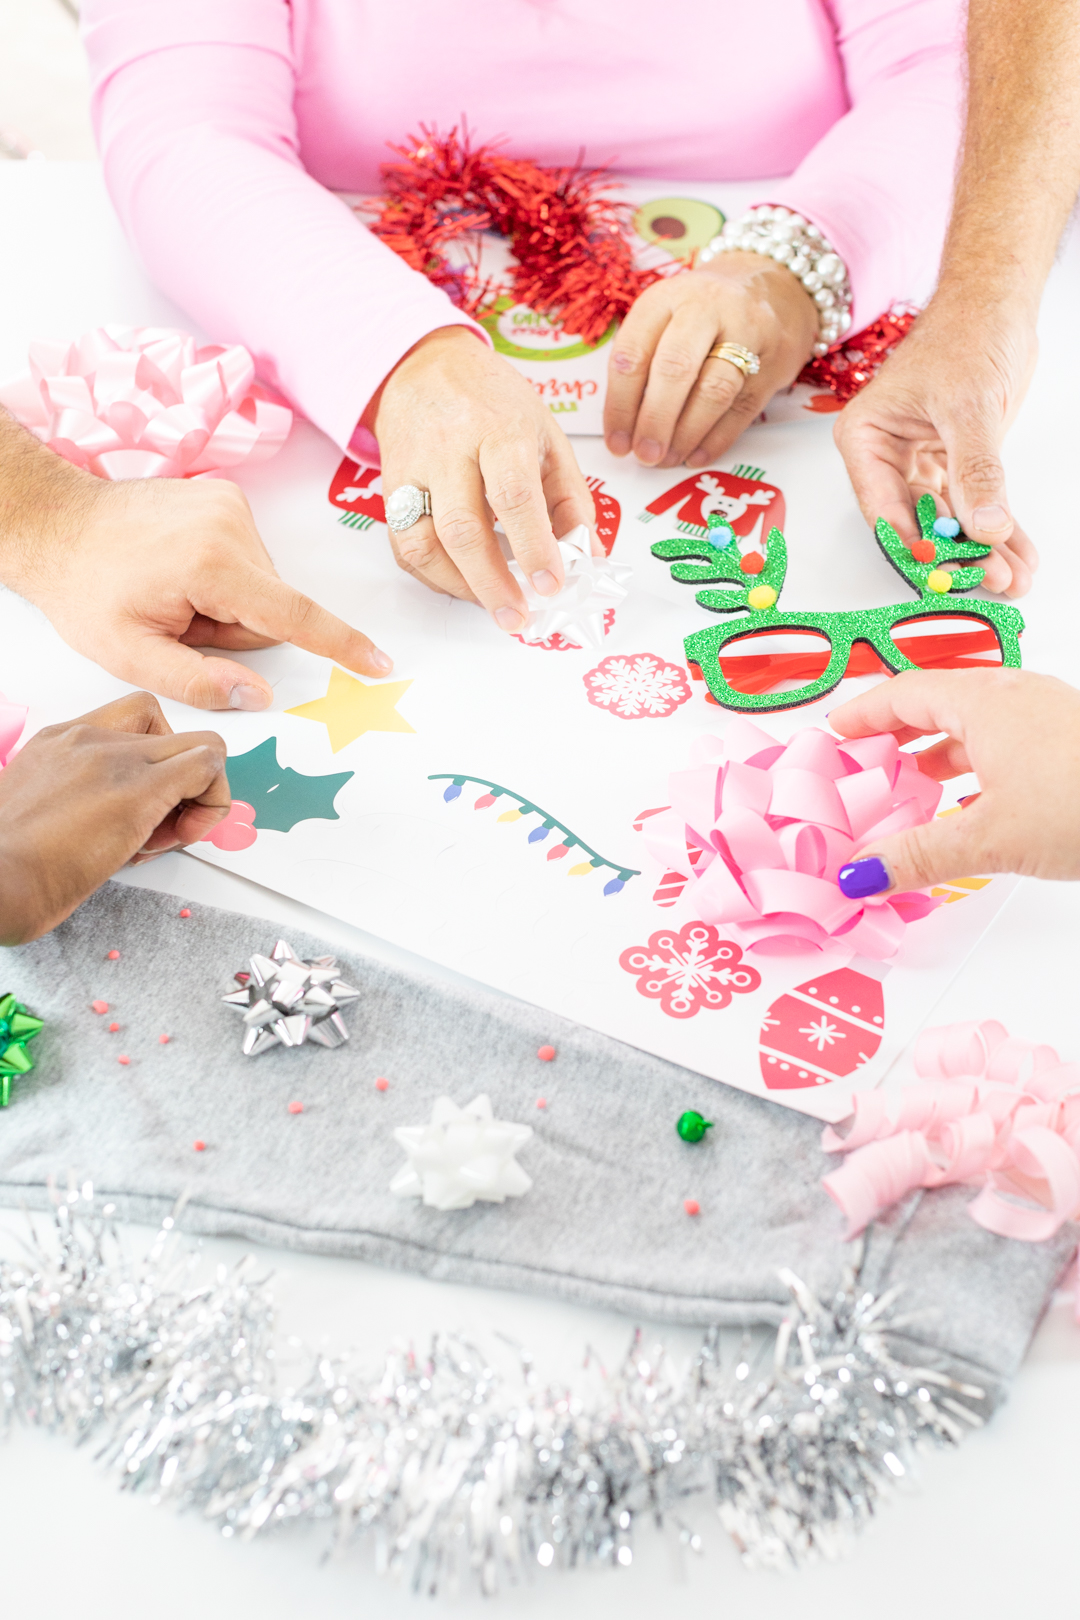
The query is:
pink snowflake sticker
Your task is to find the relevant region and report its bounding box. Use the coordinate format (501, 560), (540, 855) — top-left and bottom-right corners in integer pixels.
(584, 653), (692, 719)
(619, 923), (761, 1019)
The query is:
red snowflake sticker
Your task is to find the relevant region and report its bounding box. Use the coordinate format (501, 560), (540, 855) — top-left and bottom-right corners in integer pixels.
(584, 653), (692, 719)
(619, 923), (761, 1019)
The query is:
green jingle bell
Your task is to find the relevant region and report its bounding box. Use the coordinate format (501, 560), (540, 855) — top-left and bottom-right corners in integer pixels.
(676, 1110), (714, 1144)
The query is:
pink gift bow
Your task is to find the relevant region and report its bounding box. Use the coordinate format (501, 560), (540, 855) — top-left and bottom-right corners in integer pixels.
(0, 692), (28, 767)
(641, 718), (942, 959)
(0, 325), (291, 480)
(822, 1019), (1080, 1244)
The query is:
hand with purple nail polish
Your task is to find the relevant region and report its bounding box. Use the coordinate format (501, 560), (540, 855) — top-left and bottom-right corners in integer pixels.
(0, 691), (230, 945)
(830, 667), (1080, 896)
(0, 406), (393, 710)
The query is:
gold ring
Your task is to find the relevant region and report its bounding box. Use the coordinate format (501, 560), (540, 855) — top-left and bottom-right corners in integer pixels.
(706, 341), (761, 378)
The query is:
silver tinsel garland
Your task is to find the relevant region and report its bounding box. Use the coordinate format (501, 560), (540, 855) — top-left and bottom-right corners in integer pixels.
(0, 1189), (986, 1593)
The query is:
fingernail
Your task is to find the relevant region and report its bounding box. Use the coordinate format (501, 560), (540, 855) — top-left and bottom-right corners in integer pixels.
(494, 606), (526, 632)
(837, 856), (892, 899)
(372, 648), (393, 672)
(229, 683), (270, 711)
(635, 438), (663, 465)
(686, 451), (709, 468)
(608, 431), (631, 456)
(971, 504), (1010, 535)
(531, 569), (559, 597)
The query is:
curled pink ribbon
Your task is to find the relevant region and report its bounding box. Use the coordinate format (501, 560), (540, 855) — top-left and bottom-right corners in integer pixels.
(0, 692), (27, 767)
(822, 1019), (1080, 1242)
(0, 325), (291, 479)
(641, 718), (942, 958)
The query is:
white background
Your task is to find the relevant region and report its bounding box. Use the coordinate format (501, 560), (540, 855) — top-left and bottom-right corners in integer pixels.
(2, 155), (1080, 1616)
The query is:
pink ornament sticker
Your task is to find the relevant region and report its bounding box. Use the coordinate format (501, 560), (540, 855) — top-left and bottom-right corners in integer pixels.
(584, 653), (692, 719)
(759, 960), (887, 1090)
(619, 922), (761, 1019)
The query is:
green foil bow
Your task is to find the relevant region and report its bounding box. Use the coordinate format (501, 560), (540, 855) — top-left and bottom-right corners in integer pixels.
(0, 992), (44, 1106)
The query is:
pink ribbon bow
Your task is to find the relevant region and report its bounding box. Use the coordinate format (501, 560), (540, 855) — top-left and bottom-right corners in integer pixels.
(822, 1019), (1080, 1242)
(0, 325), (291, 480)
(642, 718), (942, 958)
(0, 692), (27, 767)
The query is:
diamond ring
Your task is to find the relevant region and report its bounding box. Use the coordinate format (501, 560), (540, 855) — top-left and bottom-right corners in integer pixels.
(385, 484), (432, 533)
(706, 342), (761, 379)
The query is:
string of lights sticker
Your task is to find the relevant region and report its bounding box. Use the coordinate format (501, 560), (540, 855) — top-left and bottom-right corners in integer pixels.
(430, 774), (639, 896)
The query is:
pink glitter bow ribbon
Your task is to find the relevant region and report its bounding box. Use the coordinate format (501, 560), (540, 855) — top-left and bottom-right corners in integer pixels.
(822, 1020), (1080, 1242)
(642, 719), (942, 958)
(0, 325), (291, 479)
(0, 692), (27, 768)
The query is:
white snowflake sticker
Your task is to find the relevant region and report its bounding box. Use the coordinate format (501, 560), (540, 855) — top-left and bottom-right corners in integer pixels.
(583, 652), (692, 720)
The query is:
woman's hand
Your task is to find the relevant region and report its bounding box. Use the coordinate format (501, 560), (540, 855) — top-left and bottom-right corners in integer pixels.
(829, 668), (1080, 897)
(833, 293), (1039, 598)
(603, 253), (819, 470)
(370, 327), (596, 632)
(0, 691), (230, 945)
(0, 408), (393, 710)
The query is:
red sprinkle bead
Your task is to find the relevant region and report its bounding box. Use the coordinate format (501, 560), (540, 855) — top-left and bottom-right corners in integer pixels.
(911, 539), (936, 564)
(158, 1034), (170, 1045)
(375, 1077), (389, 1092)
(287, 1101), (304, 1115)
(193, 1139), (206, 1152)
(108, 1022), (119, 1034)
(117, 1055), (131, 1066)
(91, 1000), (108, 1015)
(536, 1097), (547, 1109)
(179, 908), (191, 919)
(537, 1045), (556, 1062)
(684, 1199), (701, 1217)
(107, 950), (120, 961)
(234, 971), (250, 985)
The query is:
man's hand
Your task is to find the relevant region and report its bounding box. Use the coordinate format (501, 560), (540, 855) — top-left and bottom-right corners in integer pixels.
(0, 408), (393, 709)
(0, 691), (230, 945)
(833, 298), (1039, 598)
(829, 668), (1080, 895)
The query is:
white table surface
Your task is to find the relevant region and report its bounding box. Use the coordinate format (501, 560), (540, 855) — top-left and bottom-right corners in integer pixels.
(2, 163), (1080, 1618)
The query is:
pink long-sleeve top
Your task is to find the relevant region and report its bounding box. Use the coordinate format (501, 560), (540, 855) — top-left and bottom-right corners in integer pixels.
(81, 0), (963, 455)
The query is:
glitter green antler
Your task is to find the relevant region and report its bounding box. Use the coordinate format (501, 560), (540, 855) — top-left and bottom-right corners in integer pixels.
(875, 492), (994, 595)
(650, 514), (787, 613)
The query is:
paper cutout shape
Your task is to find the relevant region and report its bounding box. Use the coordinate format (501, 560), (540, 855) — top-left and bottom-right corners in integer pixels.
(390, 1093), (533, 1209)
(431, 773), (638, 893)
(587, 476), (621, 556)
(619, 923), (761, 1019)
(583, 653), (692, 719)
(286, 667), (415, 753)
(759, 959), (888, 1090)
(224, 739), (353, 832)
(653, 495), (1025, 712)
(637, 465), (785, 541)
(201, 799), (258, 851)
(328, 457), (385, 529)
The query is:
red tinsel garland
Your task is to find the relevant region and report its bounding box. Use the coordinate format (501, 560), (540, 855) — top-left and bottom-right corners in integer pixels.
(795, 307), (918, 403)
(365, 127), (916, 397)
(363, 127), (672, 347)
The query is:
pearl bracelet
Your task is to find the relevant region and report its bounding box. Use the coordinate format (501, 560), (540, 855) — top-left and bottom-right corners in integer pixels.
(698, 206), (852, 356)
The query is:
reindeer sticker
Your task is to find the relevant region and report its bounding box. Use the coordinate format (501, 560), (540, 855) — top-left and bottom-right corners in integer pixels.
(638, 465), (785, 543)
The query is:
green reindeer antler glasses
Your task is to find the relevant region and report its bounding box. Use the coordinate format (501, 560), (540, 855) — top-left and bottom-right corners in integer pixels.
(650, 493), (1025, 713)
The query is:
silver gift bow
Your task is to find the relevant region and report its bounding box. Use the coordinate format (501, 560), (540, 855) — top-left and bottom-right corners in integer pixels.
(508, 523), (633, 650)
(223, 937), (360, 1057)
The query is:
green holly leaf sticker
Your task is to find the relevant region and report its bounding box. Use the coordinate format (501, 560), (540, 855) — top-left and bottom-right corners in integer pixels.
(226, 738), (354, 833)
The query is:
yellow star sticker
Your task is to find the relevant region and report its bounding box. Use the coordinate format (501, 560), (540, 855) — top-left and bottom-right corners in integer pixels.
(286, 667), (415, 753)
